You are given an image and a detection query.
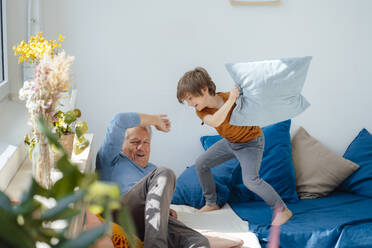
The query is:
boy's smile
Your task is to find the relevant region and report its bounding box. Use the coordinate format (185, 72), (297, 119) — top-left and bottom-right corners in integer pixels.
(184, 87), (211, 111)
(184, 88), (224, 111)
(185, 94), (206, 111)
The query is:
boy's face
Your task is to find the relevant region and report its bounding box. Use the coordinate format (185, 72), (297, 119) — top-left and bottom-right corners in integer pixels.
(183, 87), (210, 111)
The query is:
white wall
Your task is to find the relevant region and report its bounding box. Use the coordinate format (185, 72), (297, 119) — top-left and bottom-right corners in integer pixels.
(41, 0), (372, 175)
(7, 0), (27, 98)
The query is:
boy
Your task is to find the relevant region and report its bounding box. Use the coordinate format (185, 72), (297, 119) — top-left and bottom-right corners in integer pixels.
(177, 67), (292, 226)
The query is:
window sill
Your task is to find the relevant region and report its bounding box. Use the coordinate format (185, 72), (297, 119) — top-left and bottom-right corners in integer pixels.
(5, 133), (94, 201)
(0, 143), (21, 190)
(0, 89), (78, 191)
(0, 99), (29, 190)
(0, 80), (10, 102)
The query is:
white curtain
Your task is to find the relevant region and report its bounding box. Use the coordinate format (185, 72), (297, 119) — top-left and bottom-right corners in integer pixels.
(23, 0), (42, 82)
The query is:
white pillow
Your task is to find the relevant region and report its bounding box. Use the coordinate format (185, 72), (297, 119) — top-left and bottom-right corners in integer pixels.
(225, 56), (312, 126)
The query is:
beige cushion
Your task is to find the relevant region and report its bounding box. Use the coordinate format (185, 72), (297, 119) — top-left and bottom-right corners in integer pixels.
(292, 127), (360, 199)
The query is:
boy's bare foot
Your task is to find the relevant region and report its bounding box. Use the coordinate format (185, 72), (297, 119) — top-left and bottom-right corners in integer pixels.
(271, 208), (293, 226)
(197, 205), (220, 213)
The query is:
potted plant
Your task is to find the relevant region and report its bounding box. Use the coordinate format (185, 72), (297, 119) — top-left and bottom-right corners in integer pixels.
(0, 117), (137, 248)
(15, 32), (73, 188)
(53, 109), (89, 159)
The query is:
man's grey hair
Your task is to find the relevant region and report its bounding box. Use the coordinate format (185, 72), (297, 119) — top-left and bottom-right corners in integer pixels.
(125, 126), (152, 139)
(142, 125), (152, 138)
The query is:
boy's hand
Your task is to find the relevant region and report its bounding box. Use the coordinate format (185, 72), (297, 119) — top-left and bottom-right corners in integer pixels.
(154, 114), (171, 132)
(228, 86), (240, 103)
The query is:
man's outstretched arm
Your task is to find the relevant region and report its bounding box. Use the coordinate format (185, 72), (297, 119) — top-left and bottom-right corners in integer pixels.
(97, 113), (171, 168)
(98, 112), (141, 167)
(137, 113), (171, 133)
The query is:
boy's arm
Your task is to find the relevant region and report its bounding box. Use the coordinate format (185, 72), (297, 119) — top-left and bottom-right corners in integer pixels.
(203, 87), (240, 127)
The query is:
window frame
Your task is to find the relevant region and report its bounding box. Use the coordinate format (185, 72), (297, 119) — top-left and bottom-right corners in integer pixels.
(0, 0), (8, 102)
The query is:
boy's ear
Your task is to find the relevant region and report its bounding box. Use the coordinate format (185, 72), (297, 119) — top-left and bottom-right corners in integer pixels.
(201, 87), (209, 95)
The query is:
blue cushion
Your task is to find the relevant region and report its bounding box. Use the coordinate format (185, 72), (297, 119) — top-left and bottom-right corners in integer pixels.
(340, 128), (372, 198)
(172, 159), (240, 209)
(226, 57), (311, 126)
(200, 120), (298, 203)
(200, 135), (223, 151)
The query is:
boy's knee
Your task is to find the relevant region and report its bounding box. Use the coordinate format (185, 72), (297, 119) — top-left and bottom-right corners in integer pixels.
(243, 175), (261, 187)
(195, 156), (210, 171)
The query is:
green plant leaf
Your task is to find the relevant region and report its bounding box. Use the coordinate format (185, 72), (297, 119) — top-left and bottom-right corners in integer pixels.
(75, 128), (82, 139)
(42, 207), (80, 222)
(54, 207), (81, 220)
(73, 138), (89, 155)
(18, 178), (49, 203)
(0, 239), (14, 248)
(12, 179), (47, 215)
(37, 116), (65, 154)
(36, 226), (65, 244)
(0, 191), (12, 211)
(74, 109), (81, 118)
(52, 155), (84, 199)
(40, 190), (86, 220)
(32, 225), (55, 243)
(1, 114), (130, 248)
(75, 121), (88, 138)
(0, 208), (34, 248)
(28, 146), (34, 160)
(12, 199), (41, 216)
(64, 110), (77, 125)
(39, 226), (64, 239)
(54, 110), (64, 120)
(118, 205), (137, 248)
(56, 222), (110, 248)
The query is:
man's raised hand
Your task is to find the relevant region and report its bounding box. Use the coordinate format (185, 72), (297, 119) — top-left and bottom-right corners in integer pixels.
(154, 114), (171, 133)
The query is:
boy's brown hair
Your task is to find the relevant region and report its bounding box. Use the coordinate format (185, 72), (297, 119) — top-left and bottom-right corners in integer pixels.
(177, 67), (216, 103)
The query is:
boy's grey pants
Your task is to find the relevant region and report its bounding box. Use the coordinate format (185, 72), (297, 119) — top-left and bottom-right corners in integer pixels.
(196, 134), (286, 210)
(116, 167), (210, 248)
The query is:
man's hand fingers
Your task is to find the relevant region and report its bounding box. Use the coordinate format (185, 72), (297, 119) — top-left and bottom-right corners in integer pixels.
(170, 209), (178, 219)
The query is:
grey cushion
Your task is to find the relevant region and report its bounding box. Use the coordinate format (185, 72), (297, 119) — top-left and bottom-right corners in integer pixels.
(292, 127), (360, 199)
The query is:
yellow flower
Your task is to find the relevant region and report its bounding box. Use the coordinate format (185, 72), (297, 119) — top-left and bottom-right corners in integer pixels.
(58, 35), (65, 42)
(88, 181), (120, 199)
(88, 204), (104, 215)
(13, 32), (65, 64)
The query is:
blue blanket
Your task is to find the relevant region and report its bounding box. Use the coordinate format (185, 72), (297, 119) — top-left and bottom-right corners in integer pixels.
(230, 192), (372, 248)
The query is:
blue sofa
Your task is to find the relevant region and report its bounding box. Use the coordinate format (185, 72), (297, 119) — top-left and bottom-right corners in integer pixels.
(172, 122), (372, 248)
(231, 192), (372, 248)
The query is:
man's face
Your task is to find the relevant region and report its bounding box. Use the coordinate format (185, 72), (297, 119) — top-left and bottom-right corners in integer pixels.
(122, 127), (151, 168)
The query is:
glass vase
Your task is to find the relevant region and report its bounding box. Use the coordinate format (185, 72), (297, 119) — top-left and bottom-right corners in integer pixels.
(32, 133), (54, 189)
(53, 133), (74, 167)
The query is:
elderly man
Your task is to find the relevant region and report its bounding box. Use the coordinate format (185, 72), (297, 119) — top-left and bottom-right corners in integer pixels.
(96, 112), (210, 248)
